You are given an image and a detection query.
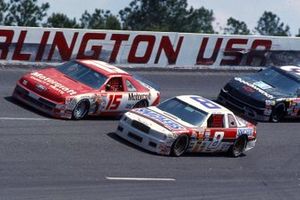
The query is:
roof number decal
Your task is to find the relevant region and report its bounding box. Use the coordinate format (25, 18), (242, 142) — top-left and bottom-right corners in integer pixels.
(190, 96), (221, 109)
(280, 66), (300, 76)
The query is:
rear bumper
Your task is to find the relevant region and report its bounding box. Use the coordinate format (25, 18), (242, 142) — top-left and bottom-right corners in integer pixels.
(218, 89), (270, 122)
(12, 84), (72, 119)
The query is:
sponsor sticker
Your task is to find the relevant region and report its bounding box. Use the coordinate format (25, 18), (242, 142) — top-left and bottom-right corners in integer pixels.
(234, 77), (274, 99)
(133, 108), (185, 131)
(237, 128), (253, 137)
(28, 92), (39, 100)
(35, 83), (47, 92)
(253, 81), (273, 90)
(31, 72), (77, 95)
(128, 93), (151, 101)
(204, 131), (210, 141)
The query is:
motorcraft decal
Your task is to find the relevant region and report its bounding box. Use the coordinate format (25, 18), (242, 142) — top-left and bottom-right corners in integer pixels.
(234, 77), (274, 99)
(128, 93), (150, 101)
(31, 72), (77, 95)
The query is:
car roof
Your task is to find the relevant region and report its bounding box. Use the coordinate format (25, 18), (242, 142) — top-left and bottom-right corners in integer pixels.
(176, 95), (232, 115)
(77, 59), (130, 77)
(275, 65), (300, 81)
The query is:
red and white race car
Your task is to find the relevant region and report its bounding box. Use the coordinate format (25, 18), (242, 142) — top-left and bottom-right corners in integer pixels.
(13, 60), (160, 119)
(116, 95), (256, 157)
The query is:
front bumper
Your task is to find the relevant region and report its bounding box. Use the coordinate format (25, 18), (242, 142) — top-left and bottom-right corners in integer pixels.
(116, 117), (173, 155)
(12, 84), (72, 119)
(218, 89), (270, 122)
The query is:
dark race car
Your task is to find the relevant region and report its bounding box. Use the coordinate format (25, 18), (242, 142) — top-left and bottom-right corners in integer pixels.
(217, 65), (300, 122)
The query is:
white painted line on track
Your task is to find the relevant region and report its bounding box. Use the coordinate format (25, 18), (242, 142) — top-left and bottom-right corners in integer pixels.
(0, 117), (50, 121)
(105, 177), (176, 181)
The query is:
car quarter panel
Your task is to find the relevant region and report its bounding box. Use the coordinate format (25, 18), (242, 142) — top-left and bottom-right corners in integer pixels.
(189, 128), (237, 153)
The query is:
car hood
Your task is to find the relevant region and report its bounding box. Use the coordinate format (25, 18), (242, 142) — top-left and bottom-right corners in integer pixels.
(130, 107), (193, 133)
(229, 75), (294, 101)
(20, 68), (93, 103)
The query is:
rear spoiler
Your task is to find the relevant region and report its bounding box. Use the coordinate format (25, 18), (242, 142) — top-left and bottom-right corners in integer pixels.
(133, 74), (161, 91)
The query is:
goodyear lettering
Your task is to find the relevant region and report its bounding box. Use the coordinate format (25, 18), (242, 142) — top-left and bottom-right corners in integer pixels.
(134, 108), (185, 130)
(31, 72), (77, 95)
(128, 93), (150, 101)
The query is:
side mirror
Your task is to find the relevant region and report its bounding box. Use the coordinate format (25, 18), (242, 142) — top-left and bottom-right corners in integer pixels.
(105, 84), (111, 91)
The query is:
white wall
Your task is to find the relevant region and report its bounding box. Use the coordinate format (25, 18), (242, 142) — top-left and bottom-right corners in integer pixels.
(1, 26), (300, 69)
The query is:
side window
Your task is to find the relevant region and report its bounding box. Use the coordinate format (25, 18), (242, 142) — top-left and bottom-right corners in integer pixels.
(106, 77), (124, 92)
(228, 114), (237, 128)
(126, 79), (137, 92)
(207, 114), (224, 128)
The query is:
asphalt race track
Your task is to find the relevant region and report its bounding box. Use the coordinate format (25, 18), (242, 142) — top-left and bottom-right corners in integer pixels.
(0, 68), (299, 200)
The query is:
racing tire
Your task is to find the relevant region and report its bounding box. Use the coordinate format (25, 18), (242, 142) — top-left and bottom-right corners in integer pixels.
(170, 134), (189, 157)
(72, 100), (89, 120)
(133, 100), (148, 108)
(228, 135), (247, 157)
(270, 104), (285, 123)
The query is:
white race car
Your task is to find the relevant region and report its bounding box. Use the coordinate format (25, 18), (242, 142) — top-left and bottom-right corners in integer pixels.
(116, 95), (257, 157)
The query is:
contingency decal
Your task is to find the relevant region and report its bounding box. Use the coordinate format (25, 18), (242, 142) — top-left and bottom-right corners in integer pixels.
(253, 81), (273, 90)
(132, 108), (186, 131)
(234, 77), (274, 99)
(286, 98), (300, 116)
(237, 128), (253, 137)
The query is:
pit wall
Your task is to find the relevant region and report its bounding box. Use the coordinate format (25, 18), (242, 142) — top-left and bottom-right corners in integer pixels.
(1, 26), (300, 69)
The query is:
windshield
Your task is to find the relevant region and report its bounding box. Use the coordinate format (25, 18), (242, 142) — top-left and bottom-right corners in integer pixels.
(257, 67), (299, 94)
(158, 98), (208, 126)
(57, 61), (108, 89)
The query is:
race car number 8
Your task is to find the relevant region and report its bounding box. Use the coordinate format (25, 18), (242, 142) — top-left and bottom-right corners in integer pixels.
(208, 131), (224, 149)
(106, 94), (122, 110)
(190, 96), (221, 109)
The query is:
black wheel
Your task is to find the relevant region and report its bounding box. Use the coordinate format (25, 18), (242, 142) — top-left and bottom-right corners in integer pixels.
(72, 100), (89, 120)
(133, 100), (148, 108)
(171, 135), (189, 157)
(228, 136), (247, 157)
(270, 104), (285, 122)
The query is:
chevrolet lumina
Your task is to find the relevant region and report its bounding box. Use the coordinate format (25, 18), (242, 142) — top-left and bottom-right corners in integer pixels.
(218, 65), (300, 122)
(116, 95), (256, 157)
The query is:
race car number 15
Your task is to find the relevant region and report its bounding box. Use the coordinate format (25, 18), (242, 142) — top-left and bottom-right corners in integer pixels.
(106, 95), (122, 110)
